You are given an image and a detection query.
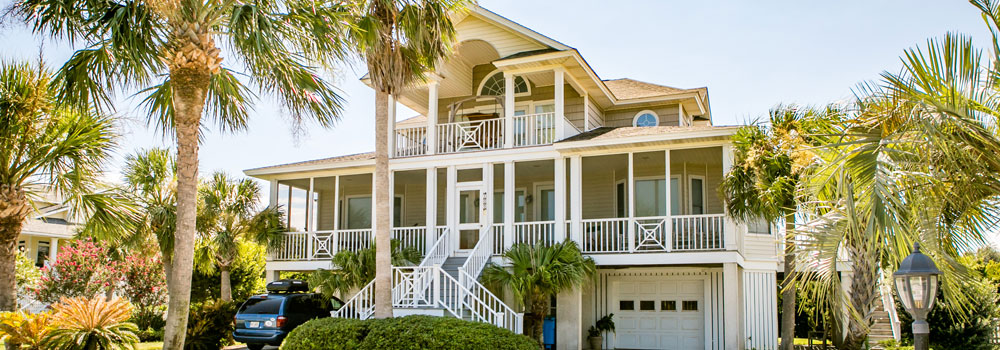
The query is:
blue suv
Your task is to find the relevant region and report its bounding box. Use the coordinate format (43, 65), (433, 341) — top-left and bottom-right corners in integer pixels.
(233, 280), (342, 350)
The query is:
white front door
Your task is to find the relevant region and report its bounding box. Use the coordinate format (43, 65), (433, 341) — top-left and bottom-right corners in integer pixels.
(613, 277), (706, 350)
(456, 182), (487, 251)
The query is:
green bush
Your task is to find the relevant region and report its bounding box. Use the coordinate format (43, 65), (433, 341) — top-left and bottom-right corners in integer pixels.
(137, 328), (164, 342)
(282, 315), (538, 350)
(191, 243), (266, 303)
(184, 300), (238, 350)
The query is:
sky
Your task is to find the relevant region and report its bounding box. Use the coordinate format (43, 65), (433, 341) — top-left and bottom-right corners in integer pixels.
(2, 1), (998, 245)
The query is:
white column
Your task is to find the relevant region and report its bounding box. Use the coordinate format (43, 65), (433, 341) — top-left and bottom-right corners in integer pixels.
(371, 173), (377, 237)
(306, 177), (315, 259)
(388, 171), (395, 229)
(665, 150), (672, 252)
(446, 166), (457, 247)
(678, 104), (688, 126)
(503, 73), (515, 148)
(554, 68), (565, 140)
(569, 155), (582, 245)
(723, 262), (742, 350)
(427, 82), (439, 155)
(48, 238), (58, 265)
(554, 157), (566, 242)
(388, 94), (396, 158)
(503, 161), (515, 251)
(483, 163), (493, 229)
(264, 270), (281, 283)
(269, 180), (279, 209)
(333, 176), (341, 231)
(425, 167), (437, 253)
(627, 152), (635, 252)
(583, 93), (590, 131)
(723, 144), (738, 251)
(556, 288), (583, 350)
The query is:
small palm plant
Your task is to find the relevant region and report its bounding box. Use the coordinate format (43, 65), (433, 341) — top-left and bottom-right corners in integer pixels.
(0, 311), (54, 350)
(481, 240), (596, 346)
(309, 240), (423, 299)
(44, 297), (139, 350)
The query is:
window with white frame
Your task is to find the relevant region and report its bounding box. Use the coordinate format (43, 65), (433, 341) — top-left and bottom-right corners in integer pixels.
(632, 110), (659, 127)
(479, 71), (529, 96)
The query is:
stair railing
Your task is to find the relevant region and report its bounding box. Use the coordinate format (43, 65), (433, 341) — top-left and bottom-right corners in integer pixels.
(458, 225), (494, 288)
(879, 269), (902, 341)
(331, 280), (375, 320)
(420, 227), (452, 267)
(458, 269), (523, 332)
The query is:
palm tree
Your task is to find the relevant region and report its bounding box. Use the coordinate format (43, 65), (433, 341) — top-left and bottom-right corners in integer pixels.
(195, 172), (284, 301)
(481, 240), (596, 346)
(309, 240), (422, 299)
(720, 106), (831, 350)
(120, 148), (178, 283)
(0, 60), (134, 312)
(10, 1), (352, 347)
(793, 3), (1000, 346)
(346, 0), (467, 318)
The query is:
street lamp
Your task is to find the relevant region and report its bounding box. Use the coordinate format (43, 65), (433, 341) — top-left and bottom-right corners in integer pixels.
(893, 242), (941, 350)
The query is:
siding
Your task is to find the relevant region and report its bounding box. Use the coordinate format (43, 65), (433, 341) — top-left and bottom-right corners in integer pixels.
(585, 96), (604, 130)
(743, 234), (780, 262)
(743, 270), (778, 350)
(454, 15), (546, 58)
(604, 104), (681, 127)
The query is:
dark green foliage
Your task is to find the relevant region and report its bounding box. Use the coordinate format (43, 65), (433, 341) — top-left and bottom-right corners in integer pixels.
(896, 268), (1000, 349)
(136, 328), (163, 342)
(282, 315), (538, 350)
(190, 243), (266, 303)
(184, 300), (238, 350)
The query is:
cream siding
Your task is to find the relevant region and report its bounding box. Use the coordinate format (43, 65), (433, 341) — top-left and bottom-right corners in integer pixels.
(604, 104), (681, 127)
(454, 16), (547, 58)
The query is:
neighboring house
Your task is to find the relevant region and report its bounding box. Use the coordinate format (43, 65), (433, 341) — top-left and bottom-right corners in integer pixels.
(245, 5), (781, 350)
(19, 190), (75, 269)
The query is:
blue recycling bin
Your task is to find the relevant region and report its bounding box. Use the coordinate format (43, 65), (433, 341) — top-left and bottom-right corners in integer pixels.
(543, 316), (556, 349)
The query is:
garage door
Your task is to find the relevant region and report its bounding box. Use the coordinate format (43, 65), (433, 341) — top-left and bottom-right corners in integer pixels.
(613, 278), (705, 350)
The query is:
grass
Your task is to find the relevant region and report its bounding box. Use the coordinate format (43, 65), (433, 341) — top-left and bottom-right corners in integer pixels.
(137, 342), (164, 350)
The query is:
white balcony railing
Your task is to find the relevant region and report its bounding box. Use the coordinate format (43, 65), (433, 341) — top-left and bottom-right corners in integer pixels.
(512, 112), (555, 147)
(394, 126), (427, 157)
(511, 221), (555, 247)
(581, 218), (629, 253)
(391, 227), (428, 252)
(436, 118), (504, 154)
(671, 214), (726, 251)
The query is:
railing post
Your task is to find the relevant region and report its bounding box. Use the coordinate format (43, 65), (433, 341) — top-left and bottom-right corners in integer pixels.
(432, 264), (442, 308)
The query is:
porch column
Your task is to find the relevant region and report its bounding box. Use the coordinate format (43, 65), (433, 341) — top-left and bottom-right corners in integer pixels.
(503, 73), (515, 148)
(425, 167), (437, 253)
(664, 150), (672, 252)
(48, 238), (58, 265)
(427, 81), (438, 155)
(722, 144), (738, 251)
(333, 176), (341, 253)
(483, 162), (493, 229)
(306, 177), (315, 259)
(569, 155), (582, 244)
(503, 161), (515, 251)
(269, 180), (278, 208)
(554, 157), (567, 242)
(554, 68), (565, 140)
(265, 270), (280, 283)
(556, 288), (583, 350)
(723, 262), (742, 350)
(371, 173), (377, 242)
(388, 95), (396, 158)
(446, 166), (457, 242)
(389, 171), (395, 229)
(627, 152), (635, 252)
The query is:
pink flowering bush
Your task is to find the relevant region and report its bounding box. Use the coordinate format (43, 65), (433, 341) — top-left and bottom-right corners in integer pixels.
(120, 254), (167, 332)
(32, 239), (120, 304)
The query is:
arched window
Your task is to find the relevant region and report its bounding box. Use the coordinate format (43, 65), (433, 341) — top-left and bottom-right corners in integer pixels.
(479, 71), (529, 96)
(632, 110), (659, 127)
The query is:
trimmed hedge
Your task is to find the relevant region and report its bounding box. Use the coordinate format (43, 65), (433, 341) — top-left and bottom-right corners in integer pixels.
(282, 315), (538, 350)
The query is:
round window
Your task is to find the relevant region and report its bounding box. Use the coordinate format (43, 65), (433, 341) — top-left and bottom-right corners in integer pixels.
(633, 111), (659, 127)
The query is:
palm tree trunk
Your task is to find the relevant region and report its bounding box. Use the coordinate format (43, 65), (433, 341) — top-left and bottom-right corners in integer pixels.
(220, 265), (232, 302)
(841, 244), (879, 350)
(781, 214), (796, 350)
(162, 67), (210, 350)
(530, 297), (548, 349)
(0, 185), (30, 312)
(373, 90), (392, 319)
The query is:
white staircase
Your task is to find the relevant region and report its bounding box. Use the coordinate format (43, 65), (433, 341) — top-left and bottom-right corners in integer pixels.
(333, 227), (523, 334)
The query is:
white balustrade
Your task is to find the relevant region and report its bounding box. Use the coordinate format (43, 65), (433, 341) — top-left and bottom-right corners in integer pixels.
(271, 232), (310, 261)
(270, 230), (372, 261)
(419, 228), (452, 267)
(392, 227), (427, 252)
(491, 224), (504, 256)
(436, 118), (504, 154)
(394, 126), (427, 157)
(459, 269), (523, 332)
(671, 214), (726, 251)
(580, 218), (629, 253)
(511, 221), (555, 247)
(459, 226), (493, 288)
(511, 112), (555, 147)
(332, 280), (375, 320)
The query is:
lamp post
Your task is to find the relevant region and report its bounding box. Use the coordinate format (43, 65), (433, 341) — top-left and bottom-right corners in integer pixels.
(893, 243), (941, 350)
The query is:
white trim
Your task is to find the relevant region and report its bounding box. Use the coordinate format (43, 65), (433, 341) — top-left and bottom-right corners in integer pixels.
(632, 110), (660, 127)
(476, 69), (530, 98)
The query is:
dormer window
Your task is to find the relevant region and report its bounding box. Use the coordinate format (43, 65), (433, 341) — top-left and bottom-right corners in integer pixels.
(633, 110), (659, 127)
(479, 71), (529, 96)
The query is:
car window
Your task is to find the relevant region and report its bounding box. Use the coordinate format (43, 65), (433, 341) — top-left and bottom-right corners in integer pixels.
(239, 297), (283, 314)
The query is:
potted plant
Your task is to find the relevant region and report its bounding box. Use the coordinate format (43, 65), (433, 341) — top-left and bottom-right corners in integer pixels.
(588, 313), (615, 349)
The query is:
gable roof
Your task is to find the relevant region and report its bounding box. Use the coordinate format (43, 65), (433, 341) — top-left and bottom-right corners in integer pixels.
(604, 78), (689, 100)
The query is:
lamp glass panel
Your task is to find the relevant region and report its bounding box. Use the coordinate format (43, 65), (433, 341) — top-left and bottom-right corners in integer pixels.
(911, 275), (928, 309)
(895, 276), (914, 312)
(925, 275), (939, 310)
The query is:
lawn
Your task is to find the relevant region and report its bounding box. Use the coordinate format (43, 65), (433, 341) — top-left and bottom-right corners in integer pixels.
(137, 342), (163, 350)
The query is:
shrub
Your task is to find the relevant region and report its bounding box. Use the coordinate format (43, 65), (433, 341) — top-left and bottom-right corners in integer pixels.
(119, 254), (167, 332)
(136, 328), (164, 342)
(190, 243), (266, 303)
(0, 311), (54, 350)
(184, 299), (238, 350)
(44, 297), (139, 350)
(15, 251), (41, 297)
(282, 315), (538, 350)
(33, 239), (120, 304)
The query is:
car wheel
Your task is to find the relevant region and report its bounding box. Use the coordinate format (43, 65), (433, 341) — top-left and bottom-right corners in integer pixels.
(246, 344), (265, 350)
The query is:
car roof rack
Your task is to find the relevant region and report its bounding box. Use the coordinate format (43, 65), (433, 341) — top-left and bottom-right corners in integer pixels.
(265, 279), (309, 293)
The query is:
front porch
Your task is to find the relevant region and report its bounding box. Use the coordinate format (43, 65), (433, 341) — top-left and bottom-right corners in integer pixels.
(268, 146), (739, 266)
